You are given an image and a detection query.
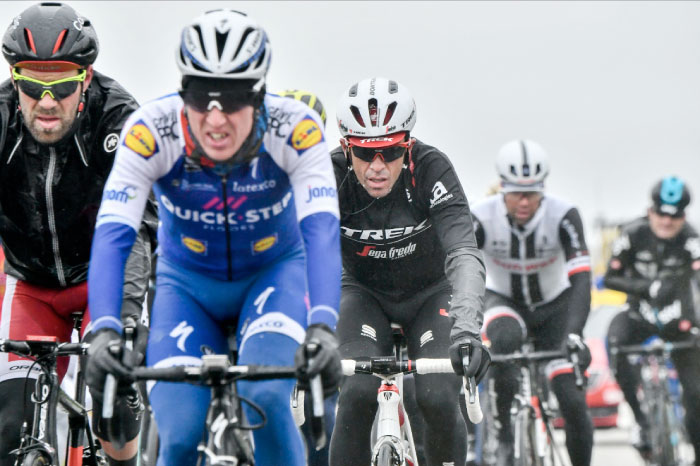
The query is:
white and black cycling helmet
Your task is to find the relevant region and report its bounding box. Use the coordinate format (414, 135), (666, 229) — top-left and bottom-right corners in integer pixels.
(337, 77), (416, 144)
(177, 9), (270, 89)
(496, 140), (550, 193)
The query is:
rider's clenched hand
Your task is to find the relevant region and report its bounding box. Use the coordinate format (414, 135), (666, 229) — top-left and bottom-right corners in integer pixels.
(449, 335), (491, 385)
(294, 323), (342, 397)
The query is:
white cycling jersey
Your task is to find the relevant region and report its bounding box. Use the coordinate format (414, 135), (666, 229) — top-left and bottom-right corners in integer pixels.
(471, 194), (590, 308)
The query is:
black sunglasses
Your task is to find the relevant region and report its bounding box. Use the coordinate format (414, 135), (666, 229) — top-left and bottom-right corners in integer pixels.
(179, 89), (257, 114)
(349, 141), (411, 163)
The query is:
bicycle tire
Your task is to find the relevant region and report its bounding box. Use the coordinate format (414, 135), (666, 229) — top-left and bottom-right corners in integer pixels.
(513, 409), (538, 466)
(659, 397), (680, 466)
(20, 450), (52, 466)
(375, 443), (399, 466)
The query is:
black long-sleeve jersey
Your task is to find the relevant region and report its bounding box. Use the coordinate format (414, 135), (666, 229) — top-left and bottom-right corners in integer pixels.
(330, 138), (485, 338)
(604, 217), (700, 326)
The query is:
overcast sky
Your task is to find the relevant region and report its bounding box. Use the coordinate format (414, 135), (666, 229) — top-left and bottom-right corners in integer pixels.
(2, 1), (699, 244)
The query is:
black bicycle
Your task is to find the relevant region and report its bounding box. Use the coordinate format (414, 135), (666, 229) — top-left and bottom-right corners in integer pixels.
(484, 342), (585, 466)
(0, 335), (104, 466)
(105, 353), (324, 465)
(609, 334), (699, 466)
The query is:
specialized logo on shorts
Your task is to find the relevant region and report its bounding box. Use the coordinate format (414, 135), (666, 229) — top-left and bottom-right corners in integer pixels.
(170, 321), (194, 352)
(252, 235), (277, 254)
(290, 118), (323, 153)
(123, 120), (158, 158)
(182, 236), (207, 254)
(103, 133), (119, 153)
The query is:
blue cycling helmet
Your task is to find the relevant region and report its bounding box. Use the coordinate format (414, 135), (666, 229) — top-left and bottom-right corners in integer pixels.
(651, 176), (691, 217)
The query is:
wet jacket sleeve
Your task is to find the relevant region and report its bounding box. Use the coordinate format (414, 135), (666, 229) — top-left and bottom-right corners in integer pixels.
(603, 227), (652, 296)
(417, 146), (485, 341)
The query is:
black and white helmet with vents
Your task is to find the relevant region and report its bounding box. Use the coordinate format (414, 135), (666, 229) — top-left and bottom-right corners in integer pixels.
(336, 77), (416, 138)
(176, 9), (271, 90)
(496, 139), (550, 192)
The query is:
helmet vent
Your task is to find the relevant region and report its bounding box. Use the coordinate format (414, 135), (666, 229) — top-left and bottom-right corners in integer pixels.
(388, 80), (398, 94)
(52, 29), (68, 55)
(348, 83), (358, 97)
(233, 27), (255, 62)
(23, 28), (37, 54)
(383, 102), (397, 125)
(368, 99), (378, 127)
(192, 25), (206, 57)
(215, 30), (228, 60)
(510, 165), (517, 176)
(535, 163), (541, 175)
(350, 105), (365, 128)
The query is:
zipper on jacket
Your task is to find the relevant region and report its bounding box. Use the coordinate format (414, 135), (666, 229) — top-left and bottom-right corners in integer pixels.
(221, 175), (233, 281)
(46, 147), (67, 286)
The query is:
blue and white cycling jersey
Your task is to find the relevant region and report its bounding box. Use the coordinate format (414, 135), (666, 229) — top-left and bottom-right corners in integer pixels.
(89, 92), (341, 333)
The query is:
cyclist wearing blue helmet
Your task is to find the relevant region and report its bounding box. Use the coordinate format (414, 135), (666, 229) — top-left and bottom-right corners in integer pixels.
(85, 9), (342, 466)
(605, 176), (700, 460)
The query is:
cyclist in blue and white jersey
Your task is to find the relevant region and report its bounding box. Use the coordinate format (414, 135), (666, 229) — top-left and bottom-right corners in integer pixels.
(84, 10), (342, 466)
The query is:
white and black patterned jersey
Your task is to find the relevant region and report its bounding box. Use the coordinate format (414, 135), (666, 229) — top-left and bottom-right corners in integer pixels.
(472, 194), (591, 308)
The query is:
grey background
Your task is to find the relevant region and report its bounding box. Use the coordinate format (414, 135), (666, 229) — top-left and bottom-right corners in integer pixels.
(2, 1), (699, 241)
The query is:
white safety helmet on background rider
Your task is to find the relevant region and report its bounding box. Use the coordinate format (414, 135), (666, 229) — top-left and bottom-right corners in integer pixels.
(336, 77), (416, 149)
(496, 140), (550, 193)
(176, 9), (271, 91)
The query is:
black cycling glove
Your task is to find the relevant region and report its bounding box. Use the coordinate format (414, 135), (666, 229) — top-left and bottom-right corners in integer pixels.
(85, 328), (140, 401)
(563, 333), (591, 371)
(449, 335), (491, 385)
(294, 323), (342, 397)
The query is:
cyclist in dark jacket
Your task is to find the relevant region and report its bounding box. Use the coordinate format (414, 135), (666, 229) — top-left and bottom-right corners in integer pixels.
(329, 77), (489, 466)
(605, 176), (700, 461)
(0, 4), (154, 466)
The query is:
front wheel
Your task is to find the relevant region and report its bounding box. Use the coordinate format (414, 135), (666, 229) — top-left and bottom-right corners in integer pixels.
(513, 409), (538, 466)
(374, 443), (400, 466)
(20, 450), (53, 466)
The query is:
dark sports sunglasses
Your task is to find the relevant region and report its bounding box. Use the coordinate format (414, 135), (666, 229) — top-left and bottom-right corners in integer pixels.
(179, 89), (257, 114)
(13, 68), (86, 101)
(348, 140), (412, 163)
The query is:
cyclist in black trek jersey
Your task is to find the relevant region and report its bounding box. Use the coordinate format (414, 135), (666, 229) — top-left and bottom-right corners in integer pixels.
(328, 77), (489, 466)
(471, 140), (594, 466)
(605, 176), (700, 462)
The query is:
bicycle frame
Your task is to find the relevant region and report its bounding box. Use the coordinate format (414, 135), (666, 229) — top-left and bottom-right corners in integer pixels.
(1, 337), (101, 466)
(611, 336), (698, 466)
(488, 345), (576, 466)
(126, 355), (301, 466)
(372, 368), (418, 466)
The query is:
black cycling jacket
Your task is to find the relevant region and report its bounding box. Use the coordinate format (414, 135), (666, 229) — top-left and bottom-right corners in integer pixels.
(331, 138), (485, 340)
(604, 217), (700, 326)
(0, 71), (157, 289)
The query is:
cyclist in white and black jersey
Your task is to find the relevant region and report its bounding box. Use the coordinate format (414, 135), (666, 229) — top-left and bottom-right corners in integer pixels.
(471, 140), (593, 466)
(329, 77), (489, 466)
